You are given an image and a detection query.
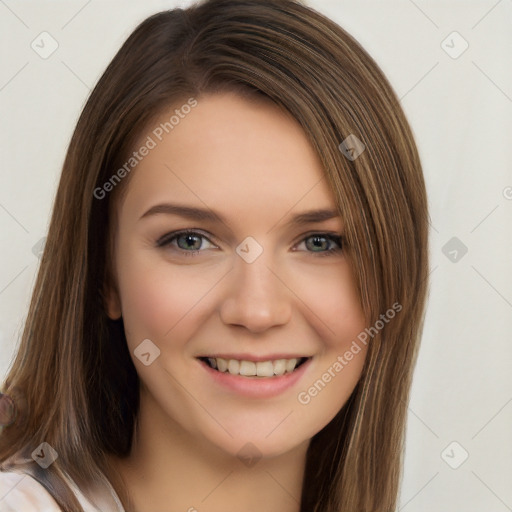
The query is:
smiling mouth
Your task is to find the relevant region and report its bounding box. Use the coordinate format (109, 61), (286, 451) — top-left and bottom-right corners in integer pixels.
(198, 356), (310, 377)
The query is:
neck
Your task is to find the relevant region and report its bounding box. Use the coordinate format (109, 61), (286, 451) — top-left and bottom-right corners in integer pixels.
(109, 387), (309, 512)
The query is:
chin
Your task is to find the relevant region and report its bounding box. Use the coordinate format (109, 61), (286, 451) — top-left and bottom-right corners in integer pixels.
(200, 424), (309, 463)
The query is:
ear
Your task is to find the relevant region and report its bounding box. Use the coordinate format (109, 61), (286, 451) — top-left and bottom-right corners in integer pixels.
(103, 279), (122, 320)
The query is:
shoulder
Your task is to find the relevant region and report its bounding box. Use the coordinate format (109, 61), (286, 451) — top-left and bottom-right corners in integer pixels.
(0, 469), (62, 512)
(0, 468), (126, 512)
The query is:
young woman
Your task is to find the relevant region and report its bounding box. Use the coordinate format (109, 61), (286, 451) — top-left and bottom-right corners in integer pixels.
(0, 0), (429, 511)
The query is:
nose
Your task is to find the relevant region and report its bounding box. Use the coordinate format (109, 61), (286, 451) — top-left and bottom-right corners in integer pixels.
(219, 249), (292, 334)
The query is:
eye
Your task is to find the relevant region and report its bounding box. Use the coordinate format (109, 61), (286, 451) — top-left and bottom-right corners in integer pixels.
(156, 230), (217, 256)
(156, 230), (343, 258)
(294, 233), (343, 256)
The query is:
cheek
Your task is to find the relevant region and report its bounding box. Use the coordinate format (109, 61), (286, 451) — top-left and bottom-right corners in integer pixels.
(115, 247), (210, 346)
(289, 265), (368, 431)
(293, 263), (366, 349)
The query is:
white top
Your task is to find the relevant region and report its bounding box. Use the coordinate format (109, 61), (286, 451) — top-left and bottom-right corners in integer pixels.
(0, 469), (126, 512)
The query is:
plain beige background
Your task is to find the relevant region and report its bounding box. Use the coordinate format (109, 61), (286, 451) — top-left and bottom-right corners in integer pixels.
(1, 1), (511, 510)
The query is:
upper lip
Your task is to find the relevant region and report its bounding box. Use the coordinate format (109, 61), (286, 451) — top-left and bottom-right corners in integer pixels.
(197, 354), (311, 362)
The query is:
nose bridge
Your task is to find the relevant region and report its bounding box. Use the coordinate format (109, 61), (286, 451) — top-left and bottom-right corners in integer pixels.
(219, 239), (291, 332)
(236, 248), (275, 295)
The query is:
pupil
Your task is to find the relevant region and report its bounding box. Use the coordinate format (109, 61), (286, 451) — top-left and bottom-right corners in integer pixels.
(179, 234), (200, 250)
(307, 236), (327, 251)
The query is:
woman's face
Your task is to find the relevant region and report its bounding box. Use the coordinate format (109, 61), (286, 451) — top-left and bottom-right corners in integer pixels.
(106, 91), (368, 460)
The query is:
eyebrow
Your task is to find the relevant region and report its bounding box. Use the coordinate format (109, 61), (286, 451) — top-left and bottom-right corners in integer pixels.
(139, 203), (341, 227)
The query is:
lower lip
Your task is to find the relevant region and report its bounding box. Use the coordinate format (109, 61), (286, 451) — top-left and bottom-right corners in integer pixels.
(198, 358), (312, 398)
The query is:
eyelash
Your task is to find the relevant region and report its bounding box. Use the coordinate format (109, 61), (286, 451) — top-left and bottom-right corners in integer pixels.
(155, 229), (343, 258)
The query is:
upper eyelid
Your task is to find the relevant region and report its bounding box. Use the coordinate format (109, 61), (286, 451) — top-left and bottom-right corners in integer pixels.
(156, 229), (218, 247)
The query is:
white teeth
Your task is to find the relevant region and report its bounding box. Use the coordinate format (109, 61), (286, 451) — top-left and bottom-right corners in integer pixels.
(239, 360), (257, 376)
(228, 359), (240, 375)
(216, 357), (228, 372)
(285, 358), (298, 373)
(205, 357), (305, 377)
(273, 359), (287, 376)
(256, 361), (274, 377)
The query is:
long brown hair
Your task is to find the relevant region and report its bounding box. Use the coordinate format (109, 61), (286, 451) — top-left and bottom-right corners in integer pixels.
(0, 1), (429, 510)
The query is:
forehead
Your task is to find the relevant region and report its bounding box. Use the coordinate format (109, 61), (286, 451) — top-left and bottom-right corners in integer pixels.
(118, 92), (338, 225)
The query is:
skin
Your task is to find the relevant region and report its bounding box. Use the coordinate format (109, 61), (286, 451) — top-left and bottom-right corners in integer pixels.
(105, 91), (368, 512)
